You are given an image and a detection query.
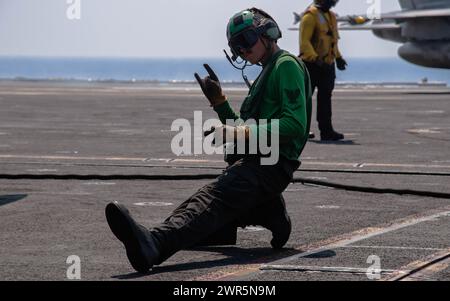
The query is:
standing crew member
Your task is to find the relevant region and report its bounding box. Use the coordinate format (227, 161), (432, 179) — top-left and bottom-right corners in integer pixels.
(300, 0), (347, 141)
(104, 8), (312, 273)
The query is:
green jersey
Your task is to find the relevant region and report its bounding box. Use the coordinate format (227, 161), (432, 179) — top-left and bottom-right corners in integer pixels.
(214, 50), (312, 162)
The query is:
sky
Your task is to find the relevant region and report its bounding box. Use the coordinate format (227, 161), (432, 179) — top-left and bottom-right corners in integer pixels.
(0, 0), (402, 58)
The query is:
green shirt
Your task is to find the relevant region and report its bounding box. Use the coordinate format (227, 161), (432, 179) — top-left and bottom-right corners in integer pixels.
(214, 50), (310, 162)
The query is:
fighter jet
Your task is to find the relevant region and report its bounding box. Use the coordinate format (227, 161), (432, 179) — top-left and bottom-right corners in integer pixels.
(290, 0), (450, 69)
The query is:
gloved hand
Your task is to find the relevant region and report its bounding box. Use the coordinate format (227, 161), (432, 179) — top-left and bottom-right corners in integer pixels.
(336, 57), (348, 71)
(206, 125), (250, 146)
(194, 64), (227, 107)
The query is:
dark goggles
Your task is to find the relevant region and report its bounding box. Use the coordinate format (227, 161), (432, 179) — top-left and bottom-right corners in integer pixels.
(228, 28), (262, 59)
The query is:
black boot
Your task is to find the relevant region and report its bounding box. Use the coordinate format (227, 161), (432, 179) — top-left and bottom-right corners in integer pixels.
(105, 202), (161, 273)
(320, 130), (344, 141)
(238, 196), (292, 249)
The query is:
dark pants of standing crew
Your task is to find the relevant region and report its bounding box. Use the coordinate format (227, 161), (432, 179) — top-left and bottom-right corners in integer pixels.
(304, 61), (336, 133)
(150, 157), (298, 263)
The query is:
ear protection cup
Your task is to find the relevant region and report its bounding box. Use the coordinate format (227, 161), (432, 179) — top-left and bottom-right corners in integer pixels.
(249, 7), (282, 41)
(263, 21), (282, 40)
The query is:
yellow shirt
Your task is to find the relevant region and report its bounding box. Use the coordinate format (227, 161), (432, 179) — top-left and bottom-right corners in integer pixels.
(300, 6), (342, 65)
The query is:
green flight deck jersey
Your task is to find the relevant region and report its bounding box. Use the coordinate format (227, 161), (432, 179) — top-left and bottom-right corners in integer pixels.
(214, 50), (312, 163)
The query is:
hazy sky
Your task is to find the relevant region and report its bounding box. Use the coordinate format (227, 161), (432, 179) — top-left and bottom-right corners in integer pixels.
(0, 0), (402, 58)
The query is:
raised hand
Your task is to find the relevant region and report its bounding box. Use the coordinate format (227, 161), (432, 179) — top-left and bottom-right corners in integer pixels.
(194, 64), (227, 107)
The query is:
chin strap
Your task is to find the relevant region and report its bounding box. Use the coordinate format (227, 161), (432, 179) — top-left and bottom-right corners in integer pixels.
(224, 49), (252, 89)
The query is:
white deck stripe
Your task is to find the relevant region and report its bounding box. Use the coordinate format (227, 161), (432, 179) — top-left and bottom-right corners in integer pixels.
(1, 155), (450, 170)
(210, 208), (450, 281)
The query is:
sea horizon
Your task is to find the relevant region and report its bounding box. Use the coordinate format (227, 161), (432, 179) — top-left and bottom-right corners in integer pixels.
(0, 56), (449, 85)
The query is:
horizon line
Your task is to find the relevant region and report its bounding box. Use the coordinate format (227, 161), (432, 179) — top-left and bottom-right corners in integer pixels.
(0, 55), (400, 60)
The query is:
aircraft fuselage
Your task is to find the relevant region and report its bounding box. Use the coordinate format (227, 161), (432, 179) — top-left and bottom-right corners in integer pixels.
(398, 41), (450, 69)
(374, 0), (450, 68)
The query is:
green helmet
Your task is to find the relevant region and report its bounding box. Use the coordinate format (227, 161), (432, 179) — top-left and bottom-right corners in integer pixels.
(227, 8), (281, 41)
(226, 10), (256, 41)
(226, 8), (282, 59)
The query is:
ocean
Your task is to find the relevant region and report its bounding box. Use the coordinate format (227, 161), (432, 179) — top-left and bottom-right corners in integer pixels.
(0, 56), (449, 85)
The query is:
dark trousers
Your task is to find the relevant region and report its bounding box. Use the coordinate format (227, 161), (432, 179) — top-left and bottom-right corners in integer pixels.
(304, 61), (336, 133)
(150, 157), (298, 263)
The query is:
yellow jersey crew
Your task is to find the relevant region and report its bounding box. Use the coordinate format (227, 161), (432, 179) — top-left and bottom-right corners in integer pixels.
(300, 0), (347, 141)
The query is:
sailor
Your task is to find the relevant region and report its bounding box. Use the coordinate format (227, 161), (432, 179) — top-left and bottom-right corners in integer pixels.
(104, 7), (312, 273)
(300, 0), (347, 141)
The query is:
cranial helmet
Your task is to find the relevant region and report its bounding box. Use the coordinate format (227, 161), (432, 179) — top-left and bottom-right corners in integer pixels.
(226, 8), (282, 60)
(314, 0), (339, 10)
